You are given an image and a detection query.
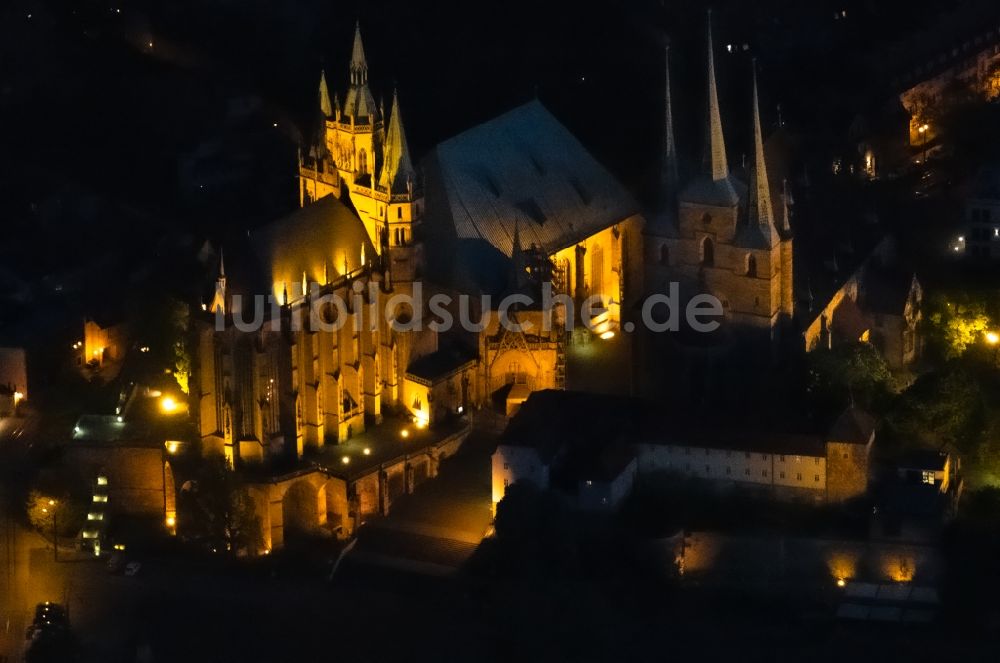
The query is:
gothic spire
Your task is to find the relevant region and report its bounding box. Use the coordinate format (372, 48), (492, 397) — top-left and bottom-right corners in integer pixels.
(703, 10), (729, 182)
(350, 21), (368, 86)
(319, 69), (333, 118)
(210, 249), (226, 315)
(508, 220), (529, 293)
(661, 42), (680, 211)
(343, 23), (375, 120)
(747, 62), (778, 246)
(378, 90), (416, 194)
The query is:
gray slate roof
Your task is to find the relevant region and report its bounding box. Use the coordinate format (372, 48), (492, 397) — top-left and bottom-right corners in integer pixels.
(422, 100), (637, 259)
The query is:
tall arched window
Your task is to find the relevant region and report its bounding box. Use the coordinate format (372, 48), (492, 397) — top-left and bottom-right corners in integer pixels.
(747, 254), (757, 277)
(358, 149), (368, 175)
(701, 237), (714, 267)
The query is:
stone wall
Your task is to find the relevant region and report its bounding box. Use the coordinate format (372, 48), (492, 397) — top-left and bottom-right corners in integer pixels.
(682, 531), (942, 587)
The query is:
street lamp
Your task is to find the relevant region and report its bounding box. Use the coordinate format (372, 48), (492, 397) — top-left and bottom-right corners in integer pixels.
(46, 499), (58, 562)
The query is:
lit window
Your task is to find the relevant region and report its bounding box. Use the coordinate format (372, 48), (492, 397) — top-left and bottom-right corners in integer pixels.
(87, 513), (104, 521)
(585, 480), (593, 487)
(96, 476), (108, 486)
(922, 471), (935, 485)
(93, 495), (108, 503)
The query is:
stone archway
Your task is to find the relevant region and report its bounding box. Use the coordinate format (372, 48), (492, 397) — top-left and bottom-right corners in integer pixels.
(282, 480), (323, 540)
(323, 477), (349, 536)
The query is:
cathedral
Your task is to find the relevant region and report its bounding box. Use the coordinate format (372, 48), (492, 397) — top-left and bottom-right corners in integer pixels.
(197, 22), (643, 465)
(184, 16), (926, 550)
(644, 19), (793, 348)
(196, 15), (909, 468)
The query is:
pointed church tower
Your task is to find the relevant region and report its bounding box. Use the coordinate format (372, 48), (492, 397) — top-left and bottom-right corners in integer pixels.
(679, 10), (741, 215)
(648, 42), (680, 239)
(736, 63), (779, 249)
(298, 67), (342, 207)
(319, 69), (333, 118)
(378, 90), (416, 196)
(210, 250), (227, 314)
(343, 22), (376, 121)
(661, 43), (680, 207)
(378, 90), (422, 282)
(703, 12), (729, 183)
(644, 41), (683, 295)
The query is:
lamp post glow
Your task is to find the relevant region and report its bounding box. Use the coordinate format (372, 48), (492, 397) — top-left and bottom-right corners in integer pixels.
(47, 499), (58, 562)
(160, 396), (178, 413)
(917, 123), (929, 164)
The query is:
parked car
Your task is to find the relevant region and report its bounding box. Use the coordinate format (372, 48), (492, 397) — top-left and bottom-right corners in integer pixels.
(26, 602), (69, 641)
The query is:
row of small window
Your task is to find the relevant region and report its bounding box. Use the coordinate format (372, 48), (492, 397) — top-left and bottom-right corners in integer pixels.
(670, 448), (821, 464)
(681, 464), (820, 481)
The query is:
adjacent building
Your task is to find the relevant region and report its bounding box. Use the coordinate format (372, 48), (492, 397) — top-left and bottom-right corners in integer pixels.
(964, 164), (1000, 260)
(491, 390), (876, 513)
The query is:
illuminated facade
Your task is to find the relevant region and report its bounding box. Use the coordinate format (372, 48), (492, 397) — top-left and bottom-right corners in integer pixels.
(898, 38), (1000, 146)
(645, 22), (793, 348)
(492, 391), (875, 512)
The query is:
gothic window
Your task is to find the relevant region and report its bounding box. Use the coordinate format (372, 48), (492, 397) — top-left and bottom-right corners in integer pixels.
(702, 213), (712, 225)
(397, 207), (403, 219)
(701, 237), (714, 267)
(358, 149), (368, 175)
(746, 254), (757, 277)
(660, 244), (669, 266)
(591, 244), (604, 301)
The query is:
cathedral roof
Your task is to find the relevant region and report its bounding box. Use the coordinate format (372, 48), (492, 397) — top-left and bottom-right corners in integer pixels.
(422, 100), (637, 259)
(248, 194), (375, 300)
